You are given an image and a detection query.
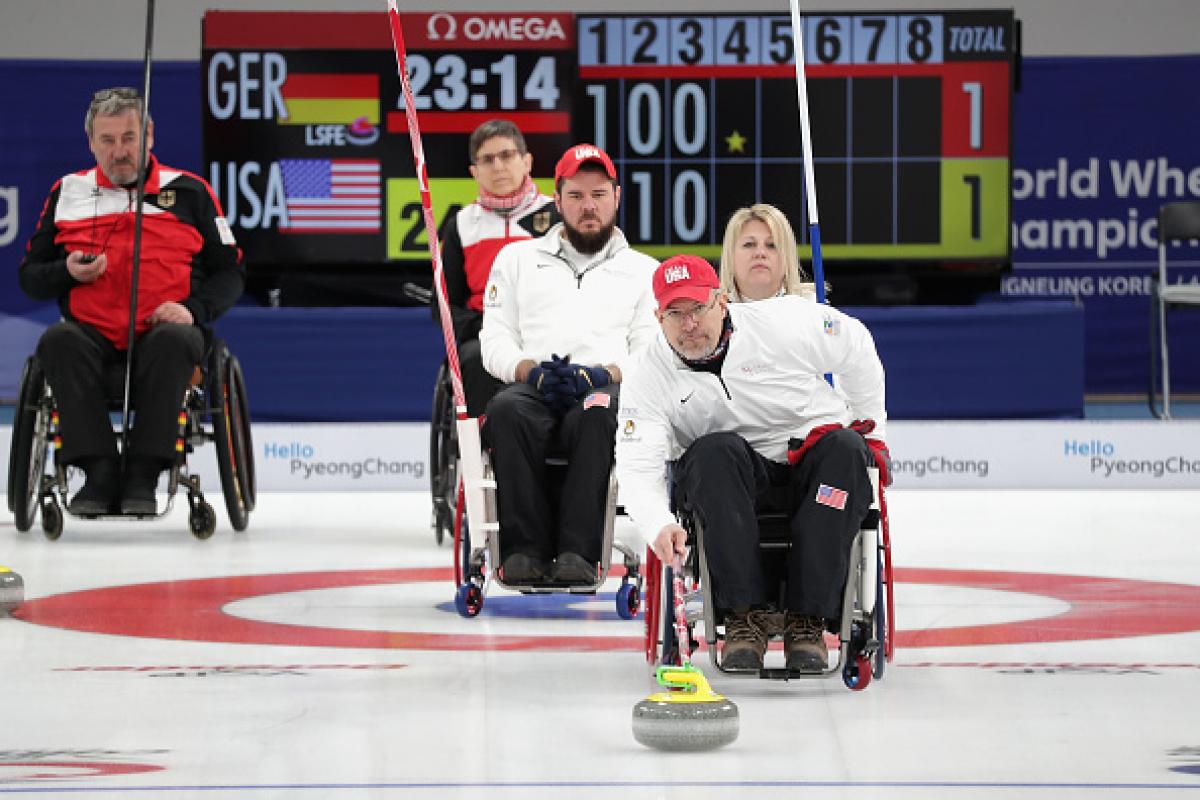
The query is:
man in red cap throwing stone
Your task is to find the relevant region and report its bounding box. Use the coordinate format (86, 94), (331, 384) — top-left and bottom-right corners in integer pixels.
(615, 254), (889, 673)
(480, 144), (657, 586)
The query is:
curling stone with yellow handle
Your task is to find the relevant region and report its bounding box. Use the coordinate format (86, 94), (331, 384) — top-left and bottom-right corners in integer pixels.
(632, 663), (739, 751)
(0, 566), (24, 614)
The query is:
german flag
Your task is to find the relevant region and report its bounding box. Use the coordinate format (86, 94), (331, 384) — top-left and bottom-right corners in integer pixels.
(279, 74), (379, 126)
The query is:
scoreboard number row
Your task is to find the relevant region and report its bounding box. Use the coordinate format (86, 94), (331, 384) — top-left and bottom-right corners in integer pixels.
(580, 15), (949, 67)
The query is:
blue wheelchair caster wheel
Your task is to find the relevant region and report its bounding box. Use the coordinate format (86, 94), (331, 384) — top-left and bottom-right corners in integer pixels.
(455, 583), (483, 618)
(615, 582), (640, 620)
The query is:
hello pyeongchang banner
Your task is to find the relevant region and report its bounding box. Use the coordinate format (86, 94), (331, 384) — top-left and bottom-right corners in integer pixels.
(1, 54), (1198, 394)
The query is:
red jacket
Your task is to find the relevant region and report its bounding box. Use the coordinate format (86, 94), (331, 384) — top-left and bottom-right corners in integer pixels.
(436, 194), (559, 343)
(19, 155), (243, 348)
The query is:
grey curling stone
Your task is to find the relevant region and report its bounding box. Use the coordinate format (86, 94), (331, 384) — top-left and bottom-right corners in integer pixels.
(0, 567), (24, 614)
(632, 696), (739, 751)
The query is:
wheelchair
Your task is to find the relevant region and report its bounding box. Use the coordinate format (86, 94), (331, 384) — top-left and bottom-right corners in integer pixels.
(443, 402), (643, 621)
(6, 337), (256, 541)
(428, 361), (457, 546)
(643, 465), (893, 691)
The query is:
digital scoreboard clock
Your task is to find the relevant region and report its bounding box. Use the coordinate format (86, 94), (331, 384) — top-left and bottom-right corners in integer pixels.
(202, 9), (1014, 272)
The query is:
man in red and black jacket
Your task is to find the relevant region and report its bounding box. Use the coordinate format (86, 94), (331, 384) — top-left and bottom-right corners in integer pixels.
(436, 119), (559, 417)
(18, 87), (244, 516)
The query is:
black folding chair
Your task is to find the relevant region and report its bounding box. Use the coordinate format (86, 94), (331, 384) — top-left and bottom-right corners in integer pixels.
(1150, 201), (1200, 418)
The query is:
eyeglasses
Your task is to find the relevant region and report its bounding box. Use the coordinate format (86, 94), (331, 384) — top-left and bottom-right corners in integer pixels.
(91, 87), (140, 102)
(474, 148), (522, 167)
(661, 296), (719, 325)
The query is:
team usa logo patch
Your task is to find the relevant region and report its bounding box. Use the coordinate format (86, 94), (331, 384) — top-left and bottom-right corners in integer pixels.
(663, 264), (691, 283)
(815, 483), (848, 510)
(583, 392), (611, 410)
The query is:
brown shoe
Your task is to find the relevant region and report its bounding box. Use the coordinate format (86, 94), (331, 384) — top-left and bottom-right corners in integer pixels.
(784, 613), (828, 673)
(721, 609), (769, 670)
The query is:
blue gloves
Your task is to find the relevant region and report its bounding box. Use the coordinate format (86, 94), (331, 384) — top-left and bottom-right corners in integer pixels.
(550, 355), (610, 401)
(525, 363), (559, 393)
(560, 363), (611, 396)
(527, 355), (612, 413)
(526, 355), (572, 413)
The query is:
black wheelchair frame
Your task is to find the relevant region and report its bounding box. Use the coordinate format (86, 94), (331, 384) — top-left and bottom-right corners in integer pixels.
(7, 338), (256, 540)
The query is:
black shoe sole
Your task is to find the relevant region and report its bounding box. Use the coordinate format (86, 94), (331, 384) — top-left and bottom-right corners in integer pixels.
(119, 499), (157, 515)
(500, 558), (549, 584)
(721, 652), (765, 671)
(68, 500), (112, 516)
(785, 652), (828, 673)
(548, 569), (596, 585)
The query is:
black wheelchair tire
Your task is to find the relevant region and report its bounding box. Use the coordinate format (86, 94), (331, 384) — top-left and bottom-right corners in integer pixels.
(211, 347), (256, 531)
(873, 548), (887, 680)
(8, 357), (47, 532)
(429, 363), (457, 545)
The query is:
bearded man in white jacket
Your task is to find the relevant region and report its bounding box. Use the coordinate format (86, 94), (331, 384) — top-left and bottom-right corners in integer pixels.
(615, 254), (889, 673)
(480, 144), (658, 586)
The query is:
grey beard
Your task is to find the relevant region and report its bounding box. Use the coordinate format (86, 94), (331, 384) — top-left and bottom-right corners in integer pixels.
(563, 218), (615, 255)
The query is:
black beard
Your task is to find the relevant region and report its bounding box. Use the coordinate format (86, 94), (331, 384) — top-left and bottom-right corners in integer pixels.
(563, 217), (615, 255)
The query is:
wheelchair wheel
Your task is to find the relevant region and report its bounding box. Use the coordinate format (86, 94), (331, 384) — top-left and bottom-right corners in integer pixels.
(8, 357), (49, 532)
(429, 363), (457, 545)
(872, 549), (887, 680)
(210, 345), (256, 531)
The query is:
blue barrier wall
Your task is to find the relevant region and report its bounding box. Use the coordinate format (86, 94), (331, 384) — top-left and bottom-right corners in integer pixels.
(0, 302), (1084, 420)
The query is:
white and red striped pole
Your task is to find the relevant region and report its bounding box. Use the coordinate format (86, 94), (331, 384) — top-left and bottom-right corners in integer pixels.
(386, 2), (494, 559)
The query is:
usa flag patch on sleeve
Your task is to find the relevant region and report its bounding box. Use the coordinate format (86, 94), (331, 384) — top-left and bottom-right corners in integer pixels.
(583, 392), (611, 410)
(815, 483), (848, 510)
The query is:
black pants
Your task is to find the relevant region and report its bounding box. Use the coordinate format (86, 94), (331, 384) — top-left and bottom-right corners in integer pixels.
(36, 320), (206, 465)
(674, 429), (872, 621)
(458, 338), (502, 419)
(482, 382), (618, 563)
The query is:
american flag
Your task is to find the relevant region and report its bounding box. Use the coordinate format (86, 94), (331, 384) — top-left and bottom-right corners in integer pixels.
(582, 392), (611, 410)
(279, 159), (380, 233)
(815, 483), (848, 511)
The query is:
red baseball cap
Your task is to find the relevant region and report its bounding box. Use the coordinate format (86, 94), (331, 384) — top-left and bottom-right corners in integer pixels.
(653, 254), (721, 308)
(554, 143), (617, 182)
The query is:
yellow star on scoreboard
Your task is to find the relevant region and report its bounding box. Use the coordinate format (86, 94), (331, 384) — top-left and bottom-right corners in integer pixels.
(725, 129), (748, 154)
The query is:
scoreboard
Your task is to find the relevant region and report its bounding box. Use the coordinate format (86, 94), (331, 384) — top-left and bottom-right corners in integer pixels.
(202, 10), (1015, 270)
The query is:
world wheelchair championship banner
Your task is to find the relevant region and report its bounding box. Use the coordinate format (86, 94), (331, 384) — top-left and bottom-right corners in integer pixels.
(1000, 55), (1200, 396)
(1, 49), (1200, 396)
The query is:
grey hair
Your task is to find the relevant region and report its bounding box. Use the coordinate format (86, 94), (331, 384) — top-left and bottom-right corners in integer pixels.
(85, 87), (151, 138)
(468, 119), (528, 162)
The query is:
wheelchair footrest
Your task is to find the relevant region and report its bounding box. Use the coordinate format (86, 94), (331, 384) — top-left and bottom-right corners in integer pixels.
(515, 584), (600, 595)
(757, 666), (831, 681)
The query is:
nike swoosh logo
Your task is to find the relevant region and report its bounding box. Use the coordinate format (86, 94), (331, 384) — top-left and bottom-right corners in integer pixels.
(680, 392), (695, 404)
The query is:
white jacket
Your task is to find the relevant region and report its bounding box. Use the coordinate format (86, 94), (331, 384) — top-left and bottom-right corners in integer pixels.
(614, 295), (887, 547)
(480, 224), (659, 383)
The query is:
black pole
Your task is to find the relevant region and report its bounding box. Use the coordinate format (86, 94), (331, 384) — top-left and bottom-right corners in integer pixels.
(120, 0), (155, 464)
